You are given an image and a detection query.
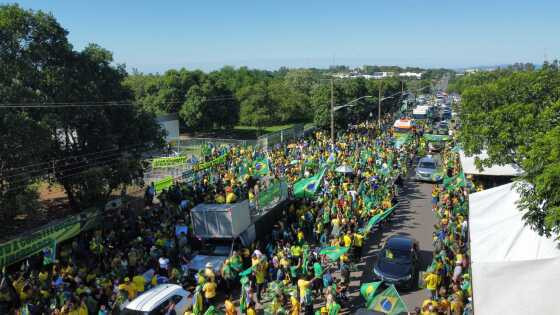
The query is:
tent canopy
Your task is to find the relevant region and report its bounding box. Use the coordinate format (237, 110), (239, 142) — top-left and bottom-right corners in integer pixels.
(459, 150), (522, 176)
(469, 182), (560, 315)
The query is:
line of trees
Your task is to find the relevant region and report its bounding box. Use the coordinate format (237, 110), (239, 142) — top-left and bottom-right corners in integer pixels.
(124, 67), (414, 132)
(451, 61), (560, 236)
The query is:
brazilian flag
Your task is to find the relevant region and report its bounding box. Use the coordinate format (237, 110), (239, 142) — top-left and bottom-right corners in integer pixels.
(42, 240), (57, 266)
(370, 284), (408, 314)
(293, 166), (327, 198)
(443, 171), (466, 191)
(360, 282), (382, 308)
(252, 158), (270, 176)
(327, 152), (336, 165)
(319, 246), (349, 261)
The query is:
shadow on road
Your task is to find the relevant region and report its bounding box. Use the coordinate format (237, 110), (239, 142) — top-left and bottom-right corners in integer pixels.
(345, 168), (434, 312)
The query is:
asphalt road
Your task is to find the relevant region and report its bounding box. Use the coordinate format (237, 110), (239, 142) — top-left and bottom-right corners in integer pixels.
(346, 164), (437, 312)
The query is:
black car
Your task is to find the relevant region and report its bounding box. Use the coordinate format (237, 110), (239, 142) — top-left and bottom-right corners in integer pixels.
(373, 236), (420, 289)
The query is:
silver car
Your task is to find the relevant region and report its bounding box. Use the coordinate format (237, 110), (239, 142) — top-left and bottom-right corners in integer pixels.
(415, 156), (442, 182)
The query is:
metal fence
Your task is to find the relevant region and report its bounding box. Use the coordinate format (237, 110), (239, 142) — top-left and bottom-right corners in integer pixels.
(144, 124), (316, 184)
(257, 123), (306, 150)
(177, 138), (256, 158)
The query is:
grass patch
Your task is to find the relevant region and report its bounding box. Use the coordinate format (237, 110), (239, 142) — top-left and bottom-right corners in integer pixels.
(234, 124), (296, 133)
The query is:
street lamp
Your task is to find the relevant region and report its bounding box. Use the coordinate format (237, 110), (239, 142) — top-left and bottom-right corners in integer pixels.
(331, 95), (374, 143)
(377, 90), (408, 127)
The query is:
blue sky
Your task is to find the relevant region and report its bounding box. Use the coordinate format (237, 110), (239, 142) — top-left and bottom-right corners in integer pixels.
(11, 0), (560, 73)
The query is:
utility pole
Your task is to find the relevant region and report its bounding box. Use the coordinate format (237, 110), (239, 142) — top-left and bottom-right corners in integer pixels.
(330, 78), (334, 144)
(378, 81), (382, 128)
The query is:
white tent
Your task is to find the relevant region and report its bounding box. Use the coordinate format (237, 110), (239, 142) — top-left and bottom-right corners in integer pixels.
(460, 150), (522, 176)
(469, 183), (560, 315)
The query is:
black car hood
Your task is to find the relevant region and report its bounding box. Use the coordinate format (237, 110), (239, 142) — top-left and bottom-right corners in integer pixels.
(375, 259), (412, 279)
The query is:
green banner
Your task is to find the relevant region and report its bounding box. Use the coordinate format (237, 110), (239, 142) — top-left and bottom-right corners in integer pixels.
(193, 153), (229, 172)
(394, 133), (412, 149)
(154, 176), (173, 193)
(257, 181), (287, 209)
(152, 156), (187, 168)
(0, 210), (100, 267)
(423, 134), (450, 142)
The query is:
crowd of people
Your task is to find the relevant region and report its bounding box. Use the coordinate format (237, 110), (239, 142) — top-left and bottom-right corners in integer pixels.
(0, 111), (475, 315)
(418, 149), (474, 315)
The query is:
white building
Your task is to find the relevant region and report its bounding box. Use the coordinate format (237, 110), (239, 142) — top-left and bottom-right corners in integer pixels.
(398, 72), (423, 79)
(371, 72), (395, 79)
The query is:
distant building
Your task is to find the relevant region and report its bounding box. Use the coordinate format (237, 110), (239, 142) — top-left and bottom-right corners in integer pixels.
(372, 72), (395, 79)
(398, 72), (423, 79)
(465, 68), (479, 74)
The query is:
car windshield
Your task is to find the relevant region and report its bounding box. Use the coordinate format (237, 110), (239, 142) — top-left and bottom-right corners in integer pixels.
(419, 161), (436, 169)
(382, 248), (412, 263)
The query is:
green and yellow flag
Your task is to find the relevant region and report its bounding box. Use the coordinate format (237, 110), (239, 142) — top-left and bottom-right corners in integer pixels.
(370, 284), (408, 314)
(319, 246), (348, 261)
(443, 171), (466, 191)
(252, 158), (270, 176)
(293, 166), (327, 198)
(360, 281), (382, 308)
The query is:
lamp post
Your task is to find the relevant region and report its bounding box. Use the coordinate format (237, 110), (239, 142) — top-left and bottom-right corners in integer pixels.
(330, 95), (374, 143)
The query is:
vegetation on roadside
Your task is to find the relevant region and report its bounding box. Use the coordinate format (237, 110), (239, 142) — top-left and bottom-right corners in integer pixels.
(453, 61), (560, 236)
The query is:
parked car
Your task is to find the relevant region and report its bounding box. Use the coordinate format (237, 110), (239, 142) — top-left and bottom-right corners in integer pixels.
(415, 156), (442, 182)
(372, 236), (420, 289)
(122, 284), (191, 315)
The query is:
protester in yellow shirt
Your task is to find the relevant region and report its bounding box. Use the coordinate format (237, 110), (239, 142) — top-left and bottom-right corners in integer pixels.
(132, 274), (146, 293)
(246, 301), (257, 315)
(224, 295), (237, 315)
(123, 277), (137, 300)
(290, 294), (300, 315)
(203, 281), (217, 305)
(424, 272), (438, 299)
(343, 233), (352, 248)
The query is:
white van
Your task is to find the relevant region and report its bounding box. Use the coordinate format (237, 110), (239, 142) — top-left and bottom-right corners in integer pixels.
(122, 284), (191, 315)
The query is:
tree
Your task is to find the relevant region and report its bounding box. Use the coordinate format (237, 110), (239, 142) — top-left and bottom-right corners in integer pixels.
(457, 65), (560, 236)
(0, 4), (165, 213)
(237, 82), (276, 132)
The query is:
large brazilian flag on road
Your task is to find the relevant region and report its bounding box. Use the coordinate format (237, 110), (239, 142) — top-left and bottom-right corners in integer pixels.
(360, 281), (382, 309)
(293, 166), (327, 198)
(370, 284), (408, 314)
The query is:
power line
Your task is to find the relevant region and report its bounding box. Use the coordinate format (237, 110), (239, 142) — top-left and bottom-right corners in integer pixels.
(2, 155), (146, 193)
(0, 95), (236, 108)
(2, 142), (151, 174)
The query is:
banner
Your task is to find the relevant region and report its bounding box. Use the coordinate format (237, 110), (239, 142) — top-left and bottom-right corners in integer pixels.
(193, 153), (228, 172)
(151, 156), (187, 168)
(257, 181), (288, 210)
(0, 210), (100, 267)
(154, 176), (173, 193)
(424, 134), (450, 142)
(394, 133), (412, 149)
